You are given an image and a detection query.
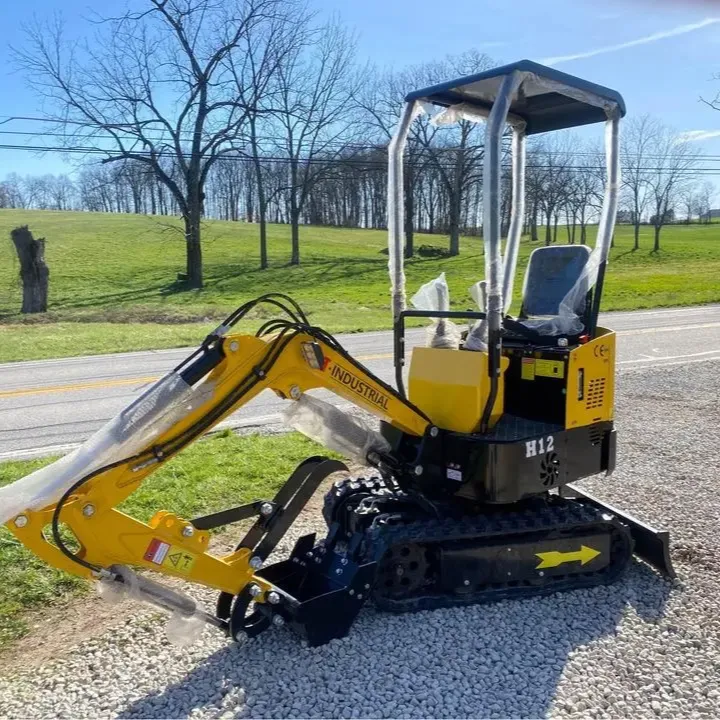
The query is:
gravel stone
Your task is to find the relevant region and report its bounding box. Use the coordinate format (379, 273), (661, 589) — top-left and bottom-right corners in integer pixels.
(1, 362), (720, 718)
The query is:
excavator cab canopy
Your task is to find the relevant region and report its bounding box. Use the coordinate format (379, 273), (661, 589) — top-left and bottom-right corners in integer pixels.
(404, 59), (626, 134)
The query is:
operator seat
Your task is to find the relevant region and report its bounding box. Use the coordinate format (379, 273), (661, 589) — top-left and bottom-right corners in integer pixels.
(518, 245), (593, 335)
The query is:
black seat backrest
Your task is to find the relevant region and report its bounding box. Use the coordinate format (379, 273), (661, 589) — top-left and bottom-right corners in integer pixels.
(520, 245), (592, 320)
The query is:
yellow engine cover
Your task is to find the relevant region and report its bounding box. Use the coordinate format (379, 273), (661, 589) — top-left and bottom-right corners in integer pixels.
(408, 347), (509, 433)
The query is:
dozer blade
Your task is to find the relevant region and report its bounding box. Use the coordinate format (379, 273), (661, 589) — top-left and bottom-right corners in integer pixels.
(561, 484), (676, 579)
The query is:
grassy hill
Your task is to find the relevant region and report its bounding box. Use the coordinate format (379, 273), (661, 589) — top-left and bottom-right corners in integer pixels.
(1, 209), (718, 361)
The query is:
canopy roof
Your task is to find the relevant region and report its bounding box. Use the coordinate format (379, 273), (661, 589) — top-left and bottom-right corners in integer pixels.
(404, 59), (626, 134)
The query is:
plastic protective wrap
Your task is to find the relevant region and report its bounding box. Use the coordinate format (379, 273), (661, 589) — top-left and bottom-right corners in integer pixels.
(519, 115), (620, 336)
(410, 272), (461, 349)
(465, 280), (488, 351)
(483, 72), (522, 349)
(502, 128), (526, 313)
(283, 394), (390, 464)
(97, 565), (205, 646)
(0, 372), (214, 525)
(388, 101), (423, 319)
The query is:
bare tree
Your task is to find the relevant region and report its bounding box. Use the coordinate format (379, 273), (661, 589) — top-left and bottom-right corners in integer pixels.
(15, 0), (286, 288)
(227, 3), (308, 268)
(273, 19), (358, 265)
(696, 180), (716, 223)
(645, 126), (697, 251)
(620, 115), (656, 250)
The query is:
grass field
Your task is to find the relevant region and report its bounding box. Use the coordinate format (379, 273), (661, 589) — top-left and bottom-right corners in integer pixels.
(1, 209), (719, 362)
(0, 430), (326, 650)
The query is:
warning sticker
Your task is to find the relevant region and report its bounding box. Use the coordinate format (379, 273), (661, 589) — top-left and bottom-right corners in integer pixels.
(143, 539), (196, 574)
(162, 547), (196, 575)
(535, 359), (565, 379)
(144, 538), (170, 565)
(521, 358), (535, 381)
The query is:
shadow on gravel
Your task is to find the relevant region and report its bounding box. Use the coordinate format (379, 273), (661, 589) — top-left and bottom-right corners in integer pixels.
(119, 562), (672, 720)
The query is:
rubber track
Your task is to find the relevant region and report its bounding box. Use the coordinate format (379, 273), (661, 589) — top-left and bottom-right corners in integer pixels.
(324, 477), (634, 614)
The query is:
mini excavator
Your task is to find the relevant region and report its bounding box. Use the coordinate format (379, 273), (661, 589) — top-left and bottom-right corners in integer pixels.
(1, 61), (674, 647)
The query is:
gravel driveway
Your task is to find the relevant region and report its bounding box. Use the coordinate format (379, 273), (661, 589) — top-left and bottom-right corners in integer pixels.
(1, 360), (719, 719)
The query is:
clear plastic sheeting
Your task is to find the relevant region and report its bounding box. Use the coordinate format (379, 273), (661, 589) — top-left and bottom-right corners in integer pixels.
(97, 565), (205, 647)
(410, 272), (461, 349)
(0, 372), (212, 525)
(519, 115), (620, 336)
(465, 280), (488, 351)
(283, 394), (390, 464)
(388, 101), (423, 319)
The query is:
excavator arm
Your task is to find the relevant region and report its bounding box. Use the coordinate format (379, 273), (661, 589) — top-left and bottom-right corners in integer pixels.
(1, 297), (429, 633)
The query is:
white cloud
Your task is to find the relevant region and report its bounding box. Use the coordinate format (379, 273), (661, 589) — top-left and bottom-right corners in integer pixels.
(677, 129), (720, 143)
(542, 17), (720, 66)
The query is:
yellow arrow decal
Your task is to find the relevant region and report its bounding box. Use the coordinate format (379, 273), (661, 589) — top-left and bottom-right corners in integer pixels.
(535, 545), (601, 569)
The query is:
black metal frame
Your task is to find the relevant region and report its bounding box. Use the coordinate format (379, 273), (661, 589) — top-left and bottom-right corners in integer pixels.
(393, 309), (487, 398)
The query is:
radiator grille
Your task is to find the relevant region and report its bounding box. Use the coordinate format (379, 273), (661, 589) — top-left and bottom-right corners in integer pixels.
(585, 378), (606, 409)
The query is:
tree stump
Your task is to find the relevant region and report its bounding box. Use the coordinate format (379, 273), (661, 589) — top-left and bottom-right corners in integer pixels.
(10, 226), (49, 313)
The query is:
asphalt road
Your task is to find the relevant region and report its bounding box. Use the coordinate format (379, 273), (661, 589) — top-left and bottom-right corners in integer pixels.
(1, 304), (719, 460)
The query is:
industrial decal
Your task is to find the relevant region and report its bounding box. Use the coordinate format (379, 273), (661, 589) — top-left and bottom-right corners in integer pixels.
(328, 362), (389, 410)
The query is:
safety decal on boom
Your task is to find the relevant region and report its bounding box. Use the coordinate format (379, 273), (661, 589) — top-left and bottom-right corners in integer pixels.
(144, 539), (196, 574)
(535, 545), (600, 569)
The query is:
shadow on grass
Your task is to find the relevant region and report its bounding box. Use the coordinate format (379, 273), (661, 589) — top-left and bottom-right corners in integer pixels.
(119, 563), (672, 719)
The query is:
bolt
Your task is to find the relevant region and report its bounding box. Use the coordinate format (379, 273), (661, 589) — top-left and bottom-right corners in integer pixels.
(463, 579), (470, 586)
(429, 426), (439, 438)
(182, 524), (194, 537)
(340, 557), (348, 566)
(507, 571), (512, 576)
(557, 337), (568, 348)
(364, 583), (370, 590)
(289, 385), (302, 400)
(335, 568), (343, 575)
(249, 584), (262, 598)
(357, 593), (363, 600)
(306, 551), (313, 558)
(273, 615), (285, 627)
(267, 591), (281, 605)
(349, 589), (355, 596)
(539, 571), (544, 577)
(414, 465), (423, 476)
(314, 556), (322, 564)
(14, 515), (28, 528)
(260, 502), (274, 517)
(82, 504), (95, 517)
(250, 556), (263, 570)
(234, 630), (245, 642)
(229, 341), (239, 352)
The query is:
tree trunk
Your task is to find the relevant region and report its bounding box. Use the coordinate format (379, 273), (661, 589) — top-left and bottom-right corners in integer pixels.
(553, 214), (559, 243)
(544, 209), (552, 246)
(10, 225), (49, 313)
(184, 205), (203, 289)
(531, 202), (539, 242)
(653, 224), (661, 252)
(633, 222), (640, 251)
(259, 203), (268, 270)
(290, 215), (300, 265)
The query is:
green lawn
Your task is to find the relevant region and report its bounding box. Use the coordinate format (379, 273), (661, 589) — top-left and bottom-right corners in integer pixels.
(0, 430), (326, 650)
(1, 209), (719, 362)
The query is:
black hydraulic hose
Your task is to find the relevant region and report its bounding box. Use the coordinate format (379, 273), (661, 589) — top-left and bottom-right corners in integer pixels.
(49, 297), (429, 574)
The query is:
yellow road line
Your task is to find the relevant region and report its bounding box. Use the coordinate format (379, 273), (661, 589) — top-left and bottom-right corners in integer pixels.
(2, 320), (719, 400)
(0, 353), (395, 400)
(0, 375), (161, 399)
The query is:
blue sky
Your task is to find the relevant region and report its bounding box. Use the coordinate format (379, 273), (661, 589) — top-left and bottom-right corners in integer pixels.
(1, 0), (720, 176)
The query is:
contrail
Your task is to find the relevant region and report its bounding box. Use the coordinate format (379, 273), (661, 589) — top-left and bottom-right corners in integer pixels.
(543, 17), (720, 66)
